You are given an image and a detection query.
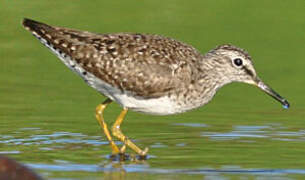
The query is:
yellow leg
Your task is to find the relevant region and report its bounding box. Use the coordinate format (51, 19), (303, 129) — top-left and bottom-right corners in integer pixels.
(111, 108), (149, 156)
(95, 98), (120, 154)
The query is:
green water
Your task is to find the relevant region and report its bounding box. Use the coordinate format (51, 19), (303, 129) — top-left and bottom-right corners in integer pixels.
(1, 0), (305, 179)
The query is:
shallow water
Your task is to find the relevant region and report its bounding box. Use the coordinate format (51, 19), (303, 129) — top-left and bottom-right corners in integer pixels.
(1, 122), (305, 179)
(1, 0), (305, 179)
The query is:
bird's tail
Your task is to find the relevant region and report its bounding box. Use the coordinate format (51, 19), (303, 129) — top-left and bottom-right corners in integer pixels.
(22, 18), (53, 35)
(22, 18), (77, 58)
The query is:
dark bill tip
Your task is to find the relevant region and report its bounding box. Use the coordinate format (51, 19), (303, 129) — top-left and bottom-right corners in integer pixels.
(257, 81), (290, 109)
(282, 99), (290, 109)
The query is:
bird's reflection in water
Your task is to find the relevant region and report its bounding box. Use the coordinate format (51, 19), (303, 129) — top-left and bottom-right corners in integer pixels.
(107, 153), (149, 162)
(100, 154), (151, 180)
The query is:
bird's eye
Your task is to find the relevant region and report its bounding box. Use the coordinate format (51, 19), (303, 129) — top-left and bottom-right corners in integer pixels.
(233, 58), (243, 66)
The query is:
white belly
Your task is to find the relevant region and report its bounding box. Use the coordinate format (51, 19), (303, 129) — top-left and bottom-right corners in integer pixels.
(88, 74), (181, 115)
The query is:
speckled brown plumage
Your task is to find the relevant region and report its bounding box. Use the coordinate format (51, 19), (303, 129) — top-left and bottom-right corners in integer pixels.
(22, 18), (203, 99)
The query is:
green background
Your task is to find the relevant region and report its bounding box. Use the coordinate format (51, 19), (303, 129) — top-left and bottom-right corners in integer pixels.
(0, 0), (304, 179)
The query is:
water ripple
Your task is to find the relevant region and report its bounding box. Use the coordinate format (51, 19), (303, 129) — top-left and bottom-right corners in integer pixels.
(201, 124), (305, 142)
(27, 162), (305, 175)
(0, 129), (108, 146)
(173, 123), (208, 128)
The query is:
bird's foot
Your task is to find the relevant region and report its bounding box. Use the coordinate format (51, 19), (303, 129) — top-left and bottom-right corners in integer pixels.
(110, 153), (130, 161)
(109, 147), (149, 161)
(136, 147), (149, 160)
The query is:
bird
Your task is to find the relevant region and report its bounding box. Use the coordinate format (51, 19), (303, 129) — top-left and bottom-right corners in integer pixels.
(22, 18), (289, 159)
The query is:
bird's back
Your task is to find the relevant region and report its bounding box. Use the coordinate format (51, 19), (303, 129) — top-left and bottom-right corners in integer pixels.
(22, 18), (203, 99)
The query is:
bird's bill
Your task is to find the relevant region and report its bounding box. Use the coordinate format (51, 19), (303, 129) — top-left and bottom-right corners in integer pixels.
(256, 80), (290, 109)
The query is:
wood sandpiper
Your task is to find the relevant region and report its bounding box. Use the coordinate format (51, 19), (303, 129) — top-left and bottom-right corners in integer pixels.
(22, 18), (290, 159)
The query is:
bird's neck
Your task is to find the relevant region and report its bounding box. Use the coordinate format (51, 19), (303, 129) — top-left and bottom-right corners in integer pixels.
(198, 55), (232, 86)
(193, 55), (233, 105)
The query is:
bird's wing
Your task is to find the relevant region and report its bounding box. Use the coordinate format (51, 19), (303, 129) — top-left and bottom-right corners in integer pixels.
(23, 18), (202, 98)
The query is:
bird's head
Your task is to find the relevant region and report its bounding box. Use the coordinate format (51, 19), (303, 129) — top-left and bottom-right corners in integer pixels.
(205, 44), (289, 109)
